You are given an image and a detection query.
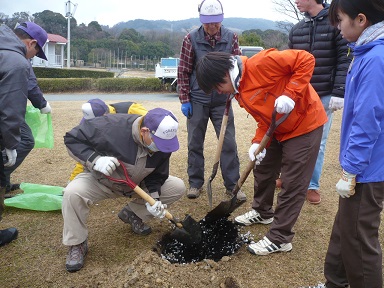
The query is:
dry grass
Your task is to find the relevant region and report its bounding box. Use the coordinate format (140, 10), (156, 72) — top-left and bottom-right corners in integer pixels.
(1, 99), (382, 288)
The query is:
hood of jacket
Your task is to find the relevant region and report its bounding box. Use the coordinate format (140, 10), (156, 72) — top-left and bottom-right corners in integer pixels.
(356, 21), (384, 46)
(0, 24), (27, 58)
(348, 21), (384, 57)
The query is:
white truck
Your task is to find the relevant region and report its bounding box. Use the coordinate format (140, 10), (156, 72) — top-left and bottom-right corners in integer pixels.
(239, 46), (264, 57)
(155, 57), (180, 92)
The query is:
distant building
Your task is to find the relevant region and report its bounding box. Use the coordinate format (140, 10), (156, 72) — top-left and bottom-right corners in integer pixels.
(31, 33), (67, 68)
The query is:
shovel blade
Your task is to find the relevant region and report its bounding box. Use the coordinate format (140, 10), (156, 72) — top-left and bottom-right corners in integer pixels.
(204, 196), (246, 224)
(170, 215), (203, 245)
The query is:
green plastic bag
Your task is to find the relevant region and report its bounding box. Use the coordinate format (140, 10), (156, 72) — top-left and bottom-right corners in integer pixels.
(4, 183), (63, 211)
(25, 105), (54, 148)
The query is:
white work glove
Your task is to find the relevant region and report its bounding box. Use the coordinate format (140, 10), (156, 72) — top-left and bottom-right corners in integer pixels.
(2, 148), (17, 167)
(40, 102), (52, 114)
(93, 156), (120, 176)
(336, 170), (356, 198)
(145, 201), (167, 219)
(248, 143), (266, 165)
(274, 95), (295, 114)
(329, 97), (344, 112)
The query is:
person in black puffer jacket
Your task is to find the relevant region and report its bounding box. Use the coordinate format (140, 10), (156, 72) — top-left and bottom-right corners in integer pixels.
(288, 0), (352, 205)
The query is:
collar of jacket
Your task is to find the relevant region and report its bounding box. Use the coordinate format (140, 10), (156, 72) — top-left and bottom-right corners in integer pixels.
(304, 4), (328, 22)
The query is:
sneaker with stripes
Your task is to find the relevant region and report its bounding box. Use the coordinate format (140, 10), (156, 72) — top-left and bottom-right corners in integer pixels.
(234, 209), (273, 226)
(247, 236), (292, 255)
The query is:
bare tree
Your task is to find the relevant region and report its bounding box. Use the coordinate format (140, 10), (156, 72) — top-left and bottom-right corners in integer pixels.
(272, 0), (303, 33)
(0, 13), (8, 24)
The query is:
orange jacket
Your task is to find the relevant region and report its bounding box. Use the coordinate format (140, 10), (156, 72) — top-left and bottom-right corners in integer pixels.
(235, 48), (327, 143)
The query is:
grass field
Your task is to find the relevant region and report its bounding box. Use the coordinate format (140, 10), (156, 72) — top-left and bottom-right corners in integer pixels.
(1, 98), (381, 288)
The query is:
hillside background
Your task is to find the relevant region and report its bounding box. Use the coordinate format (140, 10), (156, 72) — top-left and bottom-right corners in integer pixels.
(1, 11), (292, 66)
(110, 17), (283, 34)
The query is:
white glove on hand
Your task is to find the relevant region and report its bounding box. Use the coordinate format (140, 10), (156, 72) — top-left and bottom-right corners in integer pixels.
(93, 156), (120, 176)
(40, 102), (52, 114)
(274, 95), (295, 114)
(329, 97), (344, 112)
(145, 201), (167, 218)
(2, 148), (17, 167)
(336, 170), (356, 198)
(248, 143), (266, 165)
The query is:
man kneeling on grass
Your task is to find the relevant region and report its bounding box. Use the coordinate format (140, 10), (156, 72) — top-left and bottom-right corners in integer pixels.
(62, 108), (185, 272)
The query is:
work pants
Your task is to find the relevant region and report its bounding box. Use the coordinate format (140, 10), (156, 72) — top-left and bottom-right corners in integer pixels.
(324, 182), (384, 288)
(0, 121), (34, 186)
(187, 102), (240, 190)
(252, 126), (323, 244)
(62, 172), (185, 246)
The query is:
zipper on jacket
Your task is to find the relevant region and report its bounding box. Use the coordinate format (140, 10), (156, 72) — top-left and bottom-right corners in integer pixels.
(239, 92), (272, 127)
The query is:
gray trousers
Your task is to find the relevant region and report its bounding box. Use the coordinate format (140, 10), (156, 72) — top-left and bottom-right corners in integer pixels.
(62, 172), (186, 246)
(324, 182), (384, 288)
(187, 102), (240, 190)
(252, 126), (323, 244)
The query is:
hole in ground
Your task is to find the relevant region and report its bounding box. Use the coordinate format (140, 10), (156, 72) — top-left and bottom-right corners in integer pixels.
(156, 217), (250, 264)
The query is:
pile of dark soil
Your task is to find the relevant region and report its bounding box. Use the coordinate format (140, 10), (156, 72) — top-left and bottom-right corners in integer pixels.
(157, 217), (250, 264)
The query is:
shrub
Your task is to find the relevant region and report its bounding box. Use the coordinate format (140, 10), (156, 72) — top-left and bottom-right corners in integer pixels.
(38, 78), (93, 92)
(96, 78), (163, 92)
(34, 67), (114, 78)
(37, 77), (163, 93)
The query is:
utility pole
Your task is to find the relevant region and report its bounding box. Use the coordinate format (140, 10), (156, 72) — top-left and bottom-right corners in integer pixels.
(65, 0), (78, 68)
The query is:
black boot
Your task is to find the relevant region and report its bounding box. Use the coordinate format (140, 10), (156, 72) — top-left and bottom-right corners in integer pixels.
(0, 227), (18, 247)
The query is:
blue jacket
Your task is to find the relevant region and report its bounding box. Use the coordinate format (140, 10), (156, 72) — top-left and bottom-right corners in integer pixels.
(340, 38), (384, 182)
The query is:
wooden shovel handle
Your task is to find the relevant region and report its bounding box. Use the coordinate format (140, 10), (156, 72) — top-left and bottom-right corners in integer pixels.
(106, 161), (182, 228)
(130, 183), (182, 228)
(213, 95), (232, 164)
(232, 110), (290, 194)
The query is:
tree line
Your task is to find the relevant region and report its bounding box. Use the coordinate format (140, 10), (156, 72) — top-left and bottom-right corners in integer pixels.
(0, 5), (297, 67)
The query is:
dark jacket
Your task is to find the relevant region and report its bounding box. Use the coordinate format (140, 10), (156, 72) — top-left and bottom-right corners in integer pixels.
(189, 25), (235, 106)
(288, 5), (351, 97)
(0, 24), (30, 150)
(27, 63), (48, 110)
(64, 114), (171, 199)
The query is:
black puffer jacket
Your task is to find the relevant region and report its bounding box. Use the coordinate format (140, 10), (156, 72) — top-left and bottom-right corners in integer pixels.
(288, 5), (351, 98)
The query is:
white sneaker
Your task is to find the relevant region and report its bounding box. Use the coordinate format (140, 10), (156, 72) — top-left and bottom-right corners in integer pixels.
(234, 210), (273, 226)
(300, 284), (326, 288)
(247, 236), (292, 256)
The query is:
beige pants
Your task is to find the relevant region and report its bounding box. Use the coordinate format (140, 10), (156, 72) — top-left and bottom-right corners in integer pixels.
(62, 172), (185, 246)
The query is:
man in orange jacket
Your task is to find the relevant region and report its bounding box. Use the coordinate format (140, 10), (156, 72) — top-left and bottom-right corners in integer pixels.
(196, 49), (327, 256)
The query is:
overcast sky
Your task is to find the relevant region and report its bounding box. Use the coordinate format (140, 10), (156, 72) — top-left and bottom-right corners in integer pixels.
(1, 0), (284, 27)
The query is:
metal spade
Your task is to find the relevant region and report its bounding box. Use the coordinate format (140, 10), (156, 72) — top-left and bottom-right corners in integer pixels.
(107, 160), (203, 245)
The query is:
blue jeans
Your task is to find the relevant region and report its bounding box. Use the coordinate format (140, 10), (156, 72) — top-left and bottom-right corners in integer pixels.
(308, 95), (334, 191)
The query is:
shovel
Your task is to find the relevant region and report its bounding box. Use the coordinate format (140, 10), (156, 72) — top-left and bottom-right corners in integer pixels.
(205, 109), (290, 223)
(106, 160), (202, 245)
(207, 94), (233, 208)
